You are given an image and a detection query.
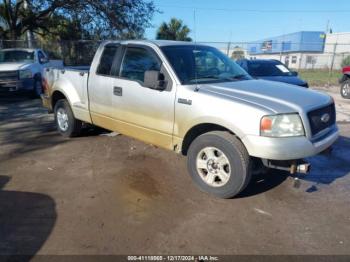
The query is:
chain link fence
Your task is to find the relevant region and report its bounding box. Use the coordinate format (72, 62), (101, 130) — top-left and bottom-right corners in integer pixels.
(1, 39), (349, 85)
(0, 39), (101, 66)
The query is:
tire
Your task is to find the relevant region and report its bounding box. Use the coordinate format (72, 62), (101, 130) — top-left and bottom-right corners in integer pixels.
(340, 79), (350, 99)
(31, 78), (43, 98)
(187, 131), (252, 198)
(54, 99), (82, 137)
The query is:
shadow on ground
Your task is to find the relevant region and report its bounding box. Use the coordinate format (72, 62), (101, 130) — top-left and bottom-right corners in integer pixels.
(237, 169), (288, 198)
(303, 136), (350, 191)
(0, 93), (108, 163)
(238, 134), (350, 196)
(0, 93), (67, 163)
(0, 175), (56, 256)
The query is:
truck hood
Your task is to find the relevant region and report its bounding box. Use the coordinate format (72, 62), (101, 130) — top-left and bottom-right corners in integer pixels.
(199, 79), (331, 114)
(257, 76), (308, 87)
(0, 62), (31, 71)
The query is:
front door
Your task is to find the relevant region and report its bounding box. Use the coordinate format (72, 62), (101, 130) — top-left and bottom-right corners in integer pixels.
(110, 45), (176, 150)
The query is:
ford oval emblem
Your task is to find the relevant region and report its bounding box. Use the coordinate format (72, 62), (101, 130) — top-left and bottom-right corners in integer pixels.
(321, 113), (330, 123)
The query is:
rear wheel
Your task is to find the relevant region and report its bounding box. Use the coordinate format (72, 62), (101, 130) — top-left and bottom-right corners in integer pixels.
(187, 131), (252, 198)
(54, 99), (82, 137)
(340, 79), (350, 99)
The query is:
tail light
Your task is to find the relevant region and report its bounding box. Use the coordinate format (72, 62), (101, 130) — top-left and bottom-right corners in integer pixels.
(42, 78), (49, 94)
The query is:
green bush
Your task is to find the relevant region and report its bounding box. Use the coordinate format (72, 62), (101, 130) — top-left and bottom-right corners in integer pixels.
(341, 56), (350, 67)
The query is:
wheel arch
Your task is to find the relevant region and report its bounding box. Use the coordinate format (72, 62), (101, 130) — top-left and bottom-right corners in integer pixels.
(181, 123), (242, 155)
(51, 90), (68, 110)
(340, 74), (350, 84)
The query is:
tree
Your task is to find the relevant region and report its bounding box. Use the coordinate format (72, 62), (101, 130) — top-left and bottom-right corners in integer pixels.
(0, 0), (156, 40)
(231, 46), (245, 60)
(156, 18), (191, 41)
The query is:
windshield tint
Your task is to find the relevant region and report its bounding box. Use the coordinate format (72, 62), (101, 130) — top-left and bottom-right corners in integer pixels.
(248, 61), (293, 77)
(0, 50), (34, 63)
(161, 45), (251, 84)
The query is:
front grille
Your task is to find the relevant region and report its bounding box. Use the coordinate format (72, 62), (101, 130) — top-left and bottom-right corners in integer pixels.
(308, 103), (336, 136)
(0, 71), (18, 81)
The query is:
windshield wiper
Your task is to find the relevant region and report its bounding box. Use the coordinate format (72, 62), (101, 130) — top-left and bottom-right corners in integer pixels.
(231, 74), (248, 79)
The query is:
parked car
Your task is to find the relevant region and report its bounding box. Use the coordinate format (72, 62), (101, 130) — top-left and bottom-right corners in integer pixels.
(0, 48), (62, 97)
(339, 66), (350, 99)
(237, 59), (309, 88)
(41, 40), (338, 198)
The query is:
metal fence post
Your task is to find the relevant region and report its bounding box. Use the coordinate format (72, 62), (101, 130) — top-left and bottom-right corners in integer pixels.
(226, 42), (231, 57)
(328, 43), (338, 86)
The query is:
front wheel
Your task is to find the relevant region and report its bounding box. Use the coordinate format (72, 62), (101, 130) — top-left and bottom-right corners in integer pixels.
(187, 131), (251, 198)
(30, 78), (43, 98)
(54, 99), (82, 137)
(340, 79), (350, 99)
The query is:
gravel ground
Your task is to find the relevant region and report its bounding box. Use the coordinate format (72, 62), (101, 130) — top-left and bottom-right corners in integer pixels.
(0, 88), (349, 257)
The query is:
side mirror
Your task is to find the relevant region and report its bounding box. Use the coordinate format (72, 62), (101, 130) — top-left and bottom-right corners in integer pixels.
(144, 70), (166, 90)
(39, 57), (49, 64)
(290, 71), (298, 76)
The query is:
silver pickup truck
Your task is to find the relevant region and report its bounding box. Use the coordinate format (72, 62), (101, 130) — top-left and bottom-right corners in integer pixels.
(41, 40), (339, 198)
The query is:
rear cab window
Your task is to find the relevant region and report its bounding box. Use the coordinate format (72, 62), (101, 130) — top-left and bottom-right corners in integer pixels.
(96, 44), (119, 76)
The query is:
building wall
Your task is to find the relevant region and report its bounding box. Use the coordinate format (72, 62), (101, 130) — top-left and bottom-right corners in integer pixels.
(248, 31), (325, 55)
(324, 32), (350, 53)
(246, 32), (350, 70)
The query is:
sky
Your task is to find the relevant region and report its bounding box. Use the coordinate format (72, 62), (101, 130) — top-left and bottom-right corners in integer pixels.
(145, 0), (350, 43)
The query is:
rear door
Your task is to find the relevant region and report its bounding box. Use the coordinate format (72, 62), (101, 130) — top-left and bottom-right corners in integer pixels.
(88, 43), (120, 118)
(109, 45), (176, 149)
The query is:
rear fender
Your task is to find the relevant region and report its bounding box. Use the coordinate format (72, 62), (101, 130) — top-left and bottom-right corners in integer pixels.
(51, 78), (91, 123)
(52, 78), (81, 107)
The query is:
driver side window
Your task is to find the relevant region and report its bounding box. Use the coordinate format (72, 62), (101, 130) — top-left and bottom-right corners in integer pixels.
(120, 47), (161, 83)
(38, 51), (46, 63)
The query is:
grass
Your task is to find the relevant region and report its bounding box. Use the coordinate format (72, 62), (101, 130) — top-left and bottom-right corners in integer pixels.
(298, 69), (342, 87)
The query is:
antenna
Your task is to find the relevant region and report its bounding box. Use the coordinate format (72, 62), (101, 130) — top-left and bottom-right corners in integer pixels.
(193, 9), (200, 91)
(193, 9), (197, 43)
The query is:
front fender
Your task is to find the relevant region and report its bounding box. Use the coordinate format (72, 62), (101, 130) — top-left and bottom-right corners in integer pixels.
(181, 116), (246, 139)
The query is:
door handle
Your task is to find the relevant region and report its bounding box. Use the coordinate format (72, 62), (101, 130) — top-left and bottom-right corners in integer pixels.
(113, 86), (122, 96)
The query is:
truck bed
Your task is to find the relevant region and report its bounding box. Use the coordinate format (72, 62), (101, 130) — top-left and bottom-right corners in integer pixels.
(43, 66), (90, 121)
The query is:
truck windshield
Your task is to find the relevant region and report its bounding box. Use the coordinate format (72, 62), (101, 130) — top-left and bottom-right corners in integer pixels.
(161, 45), (251, 85)
(0, 50), (35, 63)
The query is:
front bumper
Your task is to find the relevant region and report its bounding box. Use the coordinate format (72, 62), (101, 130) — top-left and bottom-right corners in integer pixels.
(242, 127), (339, 160)
(0, 79), (34, 92)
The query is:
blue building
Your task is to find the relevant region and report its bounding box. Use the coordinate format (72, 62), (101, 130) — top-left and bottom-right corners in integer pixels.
(248, 31), (326, 55)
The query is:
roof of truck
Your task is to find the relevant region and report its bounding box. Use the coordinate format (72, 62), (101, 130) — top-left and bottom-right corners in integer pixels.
(149, 40), (199, 46)
(1, 48), (38, 52)
(105, 39), (206, 47)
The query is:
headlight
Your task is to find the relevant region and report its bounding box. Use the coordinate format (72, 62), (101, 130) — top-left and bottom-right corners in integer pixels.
(19, 70), (33, 79)
(260, 114), (305, 137)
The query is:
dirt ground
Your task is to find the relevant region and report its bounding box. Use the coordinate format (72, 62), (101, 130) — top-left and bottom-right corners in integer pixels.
(0, 87), (350, 257)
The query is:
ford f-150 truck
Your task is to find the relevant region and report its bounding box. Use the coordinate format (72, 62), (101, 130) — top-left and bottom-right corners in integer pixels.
(41, 40), (339, 198)
(0, 48), (62, 96)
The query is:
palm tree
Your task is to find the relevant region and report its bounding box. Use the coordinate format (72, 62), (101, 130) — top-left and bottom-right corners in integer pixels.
(156, 18), (192, 41)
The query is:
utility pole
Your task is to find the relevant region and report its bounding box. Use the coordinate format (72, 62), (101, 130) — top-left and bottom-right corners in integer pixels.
(330, 42), (337, 74)
(23, 0), (34, 48)
(325, 20), (330, 33)
(227, 30), (232, 56)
